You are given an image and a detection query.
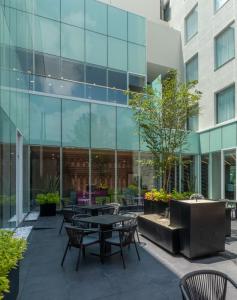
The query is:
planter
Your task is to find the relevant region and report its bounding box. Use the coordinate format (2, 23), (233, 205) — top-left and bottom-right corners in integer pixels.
(40, 203), (56, 216)
(4, 265), (19, 300)
(144, 199), (168, 215)
(226, 208), (231, 237)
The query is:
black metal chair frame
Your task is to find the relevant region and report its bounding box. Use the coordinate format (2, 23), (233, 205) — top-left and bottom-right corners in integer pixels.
(102, 224), (140, 269)
(180, 269), (237, 300)
(61, 225), (100, 271)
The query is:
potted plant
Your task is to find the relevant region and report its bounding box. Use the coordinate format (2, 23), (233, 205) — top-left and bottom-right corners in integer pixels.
(36, 192), (60, 217)
(0, 230), (27, 300)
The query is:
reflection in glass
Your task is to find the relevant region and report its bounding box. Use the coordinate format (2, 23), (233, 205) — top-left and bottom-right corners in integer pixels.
(140, 152), (155, 193)
(182, 156), (195, 192)
(224, 150), (236, 200)
(61, 59), (84, 82)
(86, 85), (107, 101)
(212, 152), (221, 200)
(86, 65), (107, 86)
(201, 154), (209, 198)
(35, 52), (60, 78)
(129, 74), (145, 92)
(63, 148), (89, 204)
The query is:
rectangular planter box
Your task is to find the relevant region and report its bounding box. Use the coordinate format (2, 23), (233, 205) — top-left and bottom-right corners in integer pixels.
(4, 266), (19, 300)
(170, 199), (225, 259)
(40, 203), (56, 216)
(144, 200), (168, 215)
(138, 214), (180, 254)
(226, 208), (231, 237)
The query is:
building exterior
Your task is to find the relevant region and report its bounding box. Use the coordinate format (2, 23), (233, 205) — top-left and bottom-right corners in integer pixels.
(0, 0), (221, 229)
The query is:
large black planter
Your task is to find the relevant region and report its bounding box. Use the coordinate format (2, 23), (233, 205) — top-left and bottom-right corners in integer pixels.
(40, 203), (56, 216)
(4, 266), (19, 300)
(144, 200), (168, 215)
(138, 214), (180, 254)
(226, 208), (231, 237)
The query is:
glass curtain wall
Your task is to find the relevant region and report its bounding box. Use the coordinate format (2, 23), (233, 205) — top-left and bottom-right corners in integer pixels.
(181, 156), (196, 192)
(201, 154), (209, 198)
(224, 150), (236, 200)
(211, 152), (221, 200)
(216, 85), (235, 124)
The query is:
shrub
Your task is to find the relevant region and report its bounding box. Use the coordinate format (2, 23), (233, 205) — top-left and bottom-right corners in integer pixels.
(36, 192), (60, 205)
(0, 230), (27, 299)
(144, 189), (191, 202)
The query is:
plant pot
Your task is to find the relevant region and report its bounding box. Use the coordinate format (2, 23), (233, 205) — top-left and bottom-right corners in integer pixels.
(144, 199), (168, 215)
(4, 265), (19, 300)
(40, 203), (56, 216)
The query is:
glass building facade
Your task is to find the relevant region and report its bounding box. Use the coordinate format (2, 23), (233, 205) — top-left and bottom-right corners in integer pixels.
(0, 0), (199, 229)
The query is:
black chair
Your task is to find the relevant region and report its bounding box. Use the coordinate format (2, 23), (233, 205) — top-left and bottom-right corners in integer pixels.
(119, 212), (140, 243)
(101, 206), (115, 215)
(180, 270), (237, 300)
(103, 224), (140, 269)
(61, 226), (100, 271)
(59, 208), (75, 234)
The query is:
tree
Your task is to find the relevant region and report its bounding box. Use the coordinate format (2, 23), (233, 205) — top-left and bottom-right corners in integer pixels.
(129, 70), (201, 192)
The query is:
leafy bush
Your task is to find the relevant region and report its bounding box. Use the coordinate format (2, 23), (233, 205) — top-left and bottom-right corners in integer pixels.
(144, 189), (191, 203)
(0, 230), (27, 299)
(36, 192), (60, 205)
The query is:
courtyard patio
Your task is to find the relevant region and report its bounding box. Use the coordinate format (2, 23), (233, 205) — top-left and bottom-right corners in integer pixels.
(17, 215), (237, 300)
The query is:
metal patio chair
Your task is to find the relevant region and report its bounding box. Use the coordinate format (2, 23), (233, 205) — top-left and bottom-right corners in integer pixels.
(180, 270), (237, 300)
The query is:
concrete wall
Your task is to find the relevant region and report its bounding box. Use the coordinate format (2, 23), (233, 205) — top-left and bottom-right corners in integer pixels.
(169, 0), (237, 132)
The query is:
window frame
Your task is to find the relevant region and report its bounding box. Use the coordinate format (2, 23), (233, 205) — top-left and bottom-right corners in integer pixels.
(185, 53), (199, 83)
(214, 0), (230, 13)
(185, 4), (198, 43)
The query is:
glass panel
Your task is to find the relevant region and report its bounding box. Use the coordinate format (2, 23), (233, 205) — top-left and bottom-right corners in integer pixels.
(117, 107), (139, 150)
(108, 71), (127, 104)
(128, 12), (146, 45)
(61, 59), (85, 82)
(34, 16), (60, 56)
(30, 146), (60, 200)
(15, 47), (33, 73)
(62, 100), (90, 147)
(5, 0), (33, 13)
(212, 152), (221, 199)
(128, 43), (146, 75)
(86, 85), (107, 102)
(129, 74), (145, 92)
(35, 52), (60, 78)
(216, 85), (235, 124)
(86, 65), (107, 86)
(34, 0), (60, 20)
(108, 6), (127, 40)
(215, 24), (235, 68)
(17, 10), (33, 50)
(186, 54), (198, 82)
(140, 152), (155, 193)
(63, 148), (89, 203)
(201, 154), (209, 198)
(61, 0), (84, 28)
(91, 104), (116, 149)
(181, 156), (195, 192)
(108, 37), (127, 71)
(224, 150), (236, 200)
(85, 0), (107, 35)
(91, 150), (115, 204)
(215, 0), (228, 11)
(23, 143), (30, 214)
(61, 24), (84, 62)
(86, 31), (107, 66)
(108, 89), (127, 105)
(185, 5), (198, 42)
(117, 151), (139, 205)
(30, 95), (61, 145)
(10, 123), (16, 225)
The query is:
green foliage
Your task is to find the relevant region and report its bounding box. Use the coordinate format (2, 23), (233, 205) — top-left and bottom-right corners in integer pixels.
(129, 70), (201, 192)
(145, 188), (191, 203)
(0, 230), (27, 299)
(36, 192), (60, 205)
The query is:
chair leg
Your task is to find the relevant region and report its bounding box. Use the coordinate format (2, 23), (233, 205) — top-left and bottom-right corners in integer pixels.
(59, 219), (64, 235)
(61, 241), (70, 267)
(82, 247), (86, 259)
(134, 241), (140, 261)
(76, 246), (82, 271)
(120, 247), (126, 269)
(136, 229), (140, 243)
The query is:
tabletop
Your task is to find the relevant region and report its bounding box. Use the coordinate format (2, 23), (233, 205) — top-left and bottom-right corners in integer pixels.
(78, 214), (132, 226)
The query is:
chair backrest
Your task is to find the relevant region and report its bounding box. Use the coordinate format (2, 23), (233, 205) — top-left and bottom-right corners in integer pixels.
(65, 226), (85, 247)
(119, 224), (137, 247)
(72, 214), (90, 229)
(62, 208), (75, 223)
(120, 212), (137, 226)
(109, 203), (120, 215)
(101, 206), (115, 215)
(180, 270), (228, 300)
(189, 193), (205, 200)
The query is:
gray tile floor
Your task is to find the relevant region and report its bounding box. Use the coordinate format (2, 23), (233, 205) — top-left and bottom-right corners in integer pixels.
(18, 216), (237, 300)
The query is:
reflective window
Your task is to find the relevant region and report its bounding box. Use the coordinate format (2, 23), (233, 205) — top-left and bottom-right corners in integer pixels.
(34, 0), (60, 21)
(86, 31), (107, 66)
(61, 24), (84, 62)
(35, 52), (60, 78)
(215, 23), (235, 69)
(61, 59), (84, 82)
(201, 155), (209, 198)
(181, 156), (195, 192)
(108, 37), (127, 71)
(86, 65), (107, 86)
(108, 6), (127, 40)
(108, 70), (127, 104)
(63, 149), (89, 201)
(16, 48), (33, 73)
(85, 0), (107, 35)
(224, 150), (236, 200)
(86, 85), (107, 102)
(215, 0), (228, 11)
(186, 54), (198, 82)
(128, 43), (146, 75)
(216, 85), (235, 124)
(212, 152), (221, 199)
(140, 152), (155, 192)
(129, 74), (145, 92)
(61, 0), (84, 28)
(91, 150), (115, 203)
(16, 10), (33, 50)
(128, 12), (146, 45)
(185, 5), (198, 42)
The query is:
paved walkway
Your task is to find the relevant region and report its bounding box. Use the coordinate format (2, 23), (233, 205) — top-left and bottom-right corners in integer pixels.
(18, 216), (237, 300)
